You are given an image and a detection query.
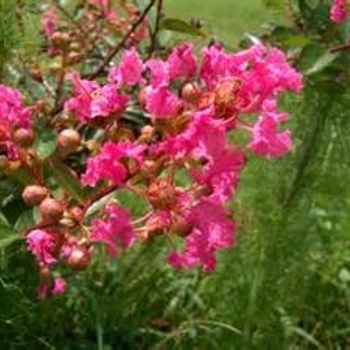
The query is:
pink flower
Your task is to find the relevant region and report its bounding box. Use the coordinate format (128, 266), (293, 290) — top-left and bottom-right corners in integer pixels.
(168, 200), (236, 272)
(249, 111), (292, 158)
(81, 141), (146, 187)
(145, 59), (170, 87)
(108, 48), (143, 86)
(191, 148), (245, 203)
(41, 8), (58, 39)
(200, 44), (228, 89)
(64, 74), (128, 123)
(167, 43), (197, 80)
(26, 229), (57, 266)
(52, 277), (67, 295)
(0, 85), (32, 129)
(330, 0), (348, 22)
(145, 86), (182, 119)
(90, 202), (135, 257)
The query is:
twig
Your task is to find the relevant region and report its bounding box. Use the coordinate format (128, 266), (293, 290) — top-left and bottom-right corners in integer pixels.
(88, 0), (156, 80)
(329, 41), (350, 53)
(148, 0), (163, 58)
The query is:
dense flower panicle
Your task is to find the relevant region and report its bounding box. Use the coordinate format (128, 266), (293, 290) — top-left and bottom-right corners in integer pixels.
(330, 0), (348, 22)
(91, 202), (136, 257)
(15, 11), (303, 293)
(26, 229), (57, 267)
(64, 74), (128, 123)
(81, 141), (147, 186)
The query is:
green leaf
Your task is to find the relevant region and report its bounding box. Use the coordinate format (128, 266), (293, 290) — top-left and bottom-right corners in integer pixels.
(85, 191), (116, 218)
(34, 128), (57, 160)
(14, 209), (38, 232)
(48, 159), (89, 204)
(0, 224), (22, 250)
(0, 235), (22, 250)
(305, 52), (340, 75)
(160, 18), (205, 37)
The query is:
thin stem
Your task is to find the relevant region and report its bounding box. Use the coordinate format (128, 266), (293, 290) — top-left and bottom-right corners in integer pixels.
(88, 0), (156, 80)
(148, 0), (163, 58)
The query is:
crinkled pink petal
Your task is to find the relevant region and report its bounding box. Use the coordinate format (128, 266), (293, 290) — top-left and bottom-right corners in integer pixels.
(52, 277), (67, 295)
(91, 203), (135, 257)
(145, 59), (170, 87)
(81, 141), (146, 186)
(108, 48), (143, 86)
(27, 229), (57, 266)
(145, 86), (182, 119)
(249, 112), (292, 158)
(167, 43), (197, 80)
(330, 0), (348, 22)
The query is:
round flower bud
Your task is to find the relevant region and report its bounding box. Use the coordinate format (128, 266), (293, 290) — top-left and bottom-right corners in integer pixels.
(51, 32), (71, 50)
(67, 246), (91, 271)
(13, 128), (35, 148)
(57, 129), (81, 157)
(0, 155), (9, 171)
(40, 198), (64, 224)
(22, 185), (48, 206)
(180, 82), (200, 103)
(147, 179), (177, 209)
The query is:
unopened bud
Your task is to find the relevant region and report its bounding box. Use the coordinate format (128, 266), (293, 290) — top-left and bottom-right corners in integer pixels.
(67, 247), (91, 271)
(40, 198), (64, 224)
(68, 206), (84, 223)
(29, 68), (43, 83)
(66, 51), (85, 65)
(57, 129), (81, 156)
(147, 179), (177, 209)
(139, 125), (154, 142)
(0, 155), (9, 170)
(22, 185), (48, 206)
(13, 128), (35, 148)
(180, 82), (200, 103)
(51, 32), (71, 50)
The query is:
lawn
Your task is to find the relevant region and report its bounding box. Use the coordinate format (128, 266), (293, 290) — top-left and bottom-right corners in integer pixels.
(165, 0), (283, 44)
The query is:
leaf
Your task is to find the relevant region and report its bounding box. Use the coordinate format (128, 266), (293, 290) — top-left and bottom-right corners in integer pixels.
(85, 191), (116, 218)
(14, 209), (38, 232)
(0, 235), (22, 250)
(160, 18), (205, 37)
(0, 224), (22, 250)
(49, 159), (89, 204)
(34, 128), (57, 160)
(0, 211), (9, 226)
(305, 52), (340, 75)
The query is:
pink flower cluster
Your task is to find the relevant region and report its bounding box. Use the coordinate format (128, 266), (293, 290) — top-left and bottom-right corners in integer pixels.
(62, 42), (302, 273)
(0, 85), (33, 159)
(330, 0), (348, 22)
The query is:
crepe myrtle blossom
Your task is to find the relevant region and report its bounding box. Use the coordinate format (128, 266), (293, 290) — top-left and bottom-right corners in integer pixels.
(168, 200), (236, 272)
(64, 73), (129, 123)
(26, 229), (57, 267)
(15, 35), (302, 297)
(330, 0), (348, 23)
(108, 48), (143, 87)
(90, 202), (136, 257)
(81, 140), (147, 187)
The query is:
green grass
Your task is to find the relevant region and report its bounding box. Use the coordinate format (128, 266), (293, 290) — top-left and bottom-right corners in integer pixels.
(165, 0), (283, 44)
